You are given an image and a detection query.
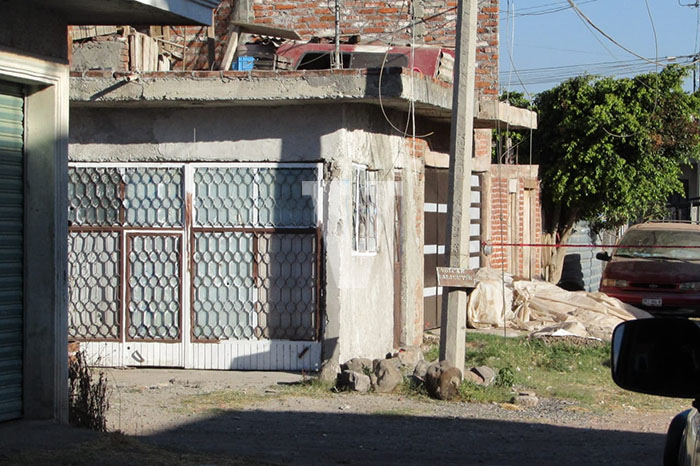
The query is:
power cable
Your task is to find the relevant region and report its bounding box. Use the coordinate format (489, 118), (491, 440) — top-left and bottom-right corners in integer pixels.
(502, 0), (599, 17)
(566, 0), (665, 65)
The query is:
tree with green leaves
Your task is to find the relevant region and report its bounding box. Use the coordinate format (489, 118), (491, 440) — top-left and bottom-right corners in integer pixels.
(533, 65), (700, 282)
(493, 91), (533, 164)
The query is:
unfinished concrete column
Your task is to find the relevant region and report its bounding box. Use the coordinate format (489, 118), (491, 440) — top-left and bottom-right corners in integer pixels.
(400, 138), (426, 347)
(439, 0), (478, 370)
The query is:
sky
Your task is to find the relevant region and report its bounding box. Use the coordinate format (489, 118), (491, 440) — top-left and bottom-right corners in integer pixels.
(499, 0), (700, 96)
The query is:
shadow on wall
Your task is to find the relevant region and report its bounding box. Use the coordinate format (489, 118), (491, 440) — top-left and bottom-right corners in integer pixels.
(69, 69), (412, 158)
(131, 407), (662, 465)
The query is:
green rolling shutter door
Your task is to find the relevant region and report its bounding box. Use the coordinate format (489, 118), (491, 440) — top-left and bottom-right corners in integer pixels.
(0, 82), (24, 422)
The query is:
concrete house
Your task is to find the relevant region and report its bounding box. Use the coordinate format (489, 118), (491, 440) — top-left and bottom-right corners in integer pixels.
(66, 0), (536, 376)
(0, 0), (218, 424)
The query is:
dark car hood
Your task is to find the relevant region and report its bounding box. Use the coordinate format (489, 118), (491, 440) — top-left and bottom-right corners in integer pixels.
(605, 256), (700, 283)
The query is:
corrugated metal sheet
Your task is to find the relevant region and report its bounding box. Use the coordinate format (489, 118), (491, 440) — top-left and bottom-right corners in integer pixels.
(560, 222), (603, 292)
(0, 83), (24, 422)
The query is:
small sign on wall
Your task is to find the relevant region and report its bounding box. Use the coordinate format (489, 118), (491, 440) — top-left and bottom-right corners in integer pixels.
(436, 267), (478, 288)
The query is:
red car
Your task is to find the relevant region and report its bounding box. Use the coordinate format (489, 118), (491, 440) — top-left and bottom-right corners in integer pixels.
(598, 222), (700, 315)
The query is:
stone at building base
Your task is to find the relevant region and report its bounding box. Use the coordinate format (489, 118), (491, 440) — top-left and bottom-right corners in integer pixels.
(425, 361), (462, 401)
(371, 359), (403, 393)
(393, 346), (425, 375)
(337, 370), (371, 393)
(464, 366), (496, 386)
(342, 358), (373, 375)
(413, 359), (429, 380)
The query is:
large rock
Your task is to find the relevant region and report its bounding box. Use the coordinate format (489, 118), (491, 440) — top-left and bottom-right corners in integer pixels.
(336, 370), (371, 393)
(372, 359), (403, 393)
(413, 359), (429, 380)
(394, 346), (425, 375)
(345, 370), (372, 393)
(425, 361), (463, 400)
(512, 391), (538, 407)
(342, 358), (373, 375)
(467, 366), (497, 386)
(463, 370), (484, 385)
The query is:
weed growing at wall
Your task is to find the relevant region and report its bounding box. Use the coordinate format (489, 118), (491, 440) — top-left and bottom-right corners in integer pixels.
(68, 351), (110, 431)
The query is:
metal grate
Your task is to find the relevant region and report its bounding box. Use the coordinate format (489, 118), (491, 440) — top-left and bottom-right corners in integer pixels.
(127, 234), (181, 340)
(125, 168), (183, 227)
(68, 232), (121, 340)
(352, 166), (377, 253)
(195, 167), (256, 226)
(68, 163), (321, 346)
(192, 231), (256, 340)
(256, 232), (317, 340)
(258, 168), (317, 227)
(194, 167), (317, 227)
(68, 167), (122, 226)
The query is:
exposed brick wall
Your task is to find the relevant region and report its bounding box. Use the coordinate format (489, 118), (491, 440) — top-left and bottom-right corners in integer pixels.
(473, 128), (491, 160)
(487, 165), (542, 278)
(475, 0), (498, 101)
(170, 1), (235, 70)
(165, 0), (498, 100)
(67, 1), (499, 97)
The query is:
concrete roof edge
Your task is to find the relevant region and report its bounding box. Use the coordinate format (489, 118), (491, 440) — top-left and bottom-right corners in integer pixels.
(69, 70), (537, 129)
(69, 69), (455, 114)
(476, 101), (538, 130)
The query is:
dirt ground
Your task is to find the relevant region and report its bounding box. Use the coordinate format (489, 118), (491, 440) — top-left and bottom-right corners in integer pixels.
(91, 367), (684, 466)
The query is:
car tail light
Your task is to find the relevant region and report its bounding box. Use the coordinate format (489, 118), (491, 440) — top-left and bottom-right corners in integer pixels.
(679, 282), (700, 291)
(601, 278), (630, 288)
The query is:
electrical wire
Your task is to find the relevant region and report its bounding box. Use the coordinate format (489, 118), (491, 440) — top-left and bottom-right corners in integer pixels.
(502, 0), (599, 17)
(566, 0), (665, 65)
(600, 0), (660, 139)
(361, 6), (457, 45)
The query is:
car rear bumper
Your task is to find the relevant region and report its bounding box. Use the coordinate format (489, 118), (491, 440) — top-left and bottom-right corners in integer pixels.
(600, 287), (700, 313)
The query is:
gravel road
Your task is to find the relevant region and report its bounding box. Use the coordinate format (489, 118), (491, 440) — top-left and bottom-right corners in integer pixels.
(104, 368), (681, 466)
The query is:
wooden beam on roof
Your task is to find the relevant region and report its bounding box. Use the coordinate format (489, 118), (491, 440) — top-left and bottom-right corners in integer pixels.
(231, 21), (301, 40)
(219, 25), (241, 71)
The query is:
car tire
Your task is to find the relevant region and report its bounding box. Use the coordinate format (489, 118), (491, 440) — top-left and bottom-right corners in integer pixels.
(664, 409), (691, 466)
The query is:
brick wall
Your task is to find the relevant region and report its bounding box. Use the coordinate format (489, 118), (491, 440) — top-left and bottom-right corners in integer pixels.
(67, 1), (499, 98)
(165, 0), (498, 101)
(487, 165), (542, 278)
(473, 128), (492, 160)
(475, 0), (498, 101)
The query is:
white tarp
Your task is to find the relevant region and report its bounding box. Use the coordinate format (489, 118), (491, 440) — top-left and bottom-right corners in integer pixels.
(466, 268), (651, 341)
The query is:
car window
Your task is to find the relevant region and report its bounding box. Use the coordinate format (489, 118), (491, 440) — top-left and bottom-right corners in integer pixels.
(616, 229), (700, 260)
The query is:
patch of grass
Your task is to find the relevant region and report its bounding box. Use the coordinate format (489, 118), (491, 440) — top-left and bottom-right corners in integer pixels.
(179, 390), (266, 415)
(423, 345), (439, 362)
(179, 377), (335, 415)
(424, 332), (688, 412)
(458, 381), (513, 404)
(397, 376), (430, 399)
(276, 376), (336, 397)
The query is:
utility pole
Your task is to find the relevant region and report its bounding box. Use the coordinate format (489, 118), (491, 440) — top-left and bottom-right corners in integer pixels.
(438, 0), (478, 369)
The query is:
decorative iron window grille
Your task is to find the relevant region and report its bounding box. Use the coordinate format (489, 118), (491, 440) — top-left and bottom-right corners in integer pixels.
(67, 163), (321, 344)
(191, 165), (319, 342)
(352, 164), (378, 253)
